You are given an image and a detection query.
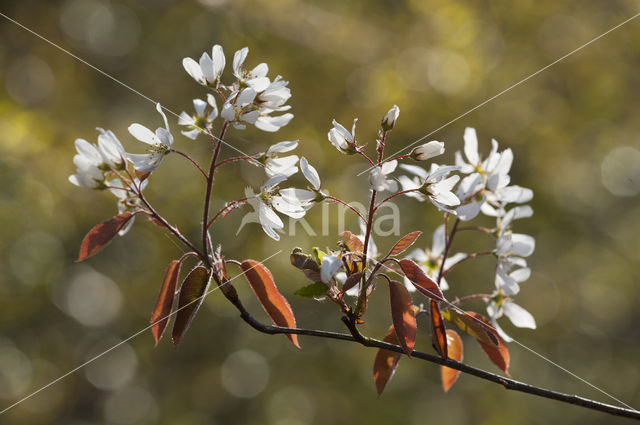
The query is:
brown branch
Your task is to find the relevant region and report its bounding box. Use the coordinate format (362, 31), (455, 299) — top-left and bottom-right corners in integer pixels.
(218, 279), (640, 420)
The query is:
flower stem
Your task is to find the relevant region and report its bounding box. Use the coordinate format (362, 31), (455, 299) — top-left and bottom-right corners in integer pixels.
(215, 156), (258, 168)
(373, 189), (419, 213)
(325, 195), (366, 223)
(171, 149), (208, 179)
(442, 250), (494, 276)
(207, 197), (250, 228)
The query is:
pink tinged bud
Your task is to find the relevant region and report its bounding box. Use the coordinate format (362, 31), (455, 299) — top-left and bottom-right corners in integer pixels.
(381, 105), (400, 131)
(411, 141), (445, 161)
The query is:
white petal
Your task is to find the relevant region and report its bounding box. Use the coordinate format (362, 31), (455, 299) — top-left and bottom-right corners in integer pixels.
(255, 114), (293, 132)
(511, 234), (535, 257)
(510, 267), (531, 283)
(413, 141), (444, 161)
(128, 124), (157, 145)
(503, 302), (536, 329)
(199, 52), (215, 84)
(251, 63), (269, 78)
(300, 157), (321, 190)
(500, 185), (533, 203)
(258, 200), (284, 229)
(321, 255), (342, 283)
(380, 159), (398, 175)
(182, 57), (204, 84)
(75, 138), (102, 163)
(237, 87), (257, 105)
(247, 77), (270, 92)
(463, 127), (479, 165)
(193, 98), (208, 116)
(233, 47), (249, 77)
(456, 201), (483, 221)
(211, 44), (225, 79)
(268, 140), (298, 154)
(178, 111), (195, 126)
(399, 163), (429, 180)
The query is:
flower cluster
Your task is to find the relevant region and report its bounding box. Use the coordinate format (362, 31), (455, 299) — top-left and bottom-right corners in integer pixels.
(183, 45), (293, 133)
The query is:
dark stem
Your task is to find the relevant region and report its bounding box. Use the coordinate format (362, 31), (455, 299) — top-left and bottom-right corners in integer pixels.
(457, 225), (494, 234)
(202, 122), (230, 264)
(355, 189), (377, 316)
(218, 281), (640, 419)
(357, 150), (376, 167)
(437, 217), (460, 286)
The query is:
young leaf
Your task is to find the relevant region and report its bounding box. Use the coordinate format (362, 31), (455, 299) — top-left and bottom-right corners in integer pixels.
(342, 231), (364, 253)
(430, 300), (448, 360)
(441, 309), (499, 347)
(441, 330), (463, 392)
(290, 248), (320, 272)
(466, 312), (510, 374)
(294, 282), (328, 298)
(76, 212), (135, 261)
(150, 260), (181, 345)
(373, 326), (402, 396)
(172, 266), (211, 345)
(341, 272), (362, 294)
(398, 259), (445, 302)
(240, 260), (300, 348)
(389, 280), (417, 356)
(387, 231), (422, 257)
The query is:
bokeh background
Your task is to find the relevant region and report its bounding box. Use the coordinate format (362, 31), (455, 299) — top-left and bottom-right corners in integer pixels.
(1, 0), (640, 424)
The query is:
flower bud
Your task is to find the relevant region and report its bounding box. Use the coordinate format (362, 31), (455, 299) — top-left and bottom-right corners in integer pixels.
(411, 141), (444, 161)
(381, 105), (400, 131)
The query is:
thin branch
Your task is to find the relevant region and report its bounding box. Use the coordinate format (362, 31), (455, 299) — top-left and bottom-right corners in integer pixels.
(215, 155), (258, 168)
(357, 150), (377, 167)
(207, 197), (249, 228)
(442, 250), (494, 276)
(373, 189), (419, 212)
(325, 195), (366, 223)
(219, 282), (640, 420)
(171, 149), (208, 179)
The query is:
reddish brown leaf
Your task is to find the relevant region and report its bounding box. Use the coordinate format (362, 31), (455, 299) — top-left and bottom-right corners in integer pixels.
(441, 330), (463, 392)
(441, 309), (499, 346)
(172, 266), (211, 345)
(76, 212), (135, 261)
(342, 231), (364, 253)
(430, 300), (448, 360)
(150, 260), (181, 345)
(135, 169), (151, 182)
(387, 231), (422, 257)
(341, 272), (362, 294)
(373, 326), (402, 396)
(466, 312), (510, 374)
(388, 280), (417, 356)
(398, 259), (445, 302)
(240, 260), (300, 348)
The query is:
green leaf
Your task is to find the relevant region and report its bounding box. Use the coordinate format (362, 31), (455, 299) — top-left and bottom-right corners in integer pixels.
(312, 247), (326, 264)
(294, 282), (328, 298)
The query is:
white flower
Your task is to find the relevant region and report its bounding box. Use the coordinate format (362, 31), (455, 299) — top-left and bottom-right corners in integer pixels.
(183, 44), (225, 86)
(487, 298), (536, 342)
(254, 76), (294, 132)
(300, 157), (321, 191)
(69, 138), (105, 189)
(97, 128), (126, 168)
(262, 140), (299, 178)
(328, 119), (358, 154)
(320, 255), (342, 284)
(232, 47), (270, 92)
(404, 225), (465, 292)
(398, 164), (460, 210)
(178, 95), (219, 140)
(369, 160), (398, 192)
(237, 175), (316, 241)
(126, 103), (174, 173)
(220, 88), (260, 130)
(381, 105), (399, 131)
(410, 141), (444, 161)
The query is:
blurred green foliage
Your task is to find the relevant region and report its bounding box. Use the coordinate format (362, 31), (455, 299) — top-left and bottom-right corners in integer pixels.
(1, 0), (639, 423)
